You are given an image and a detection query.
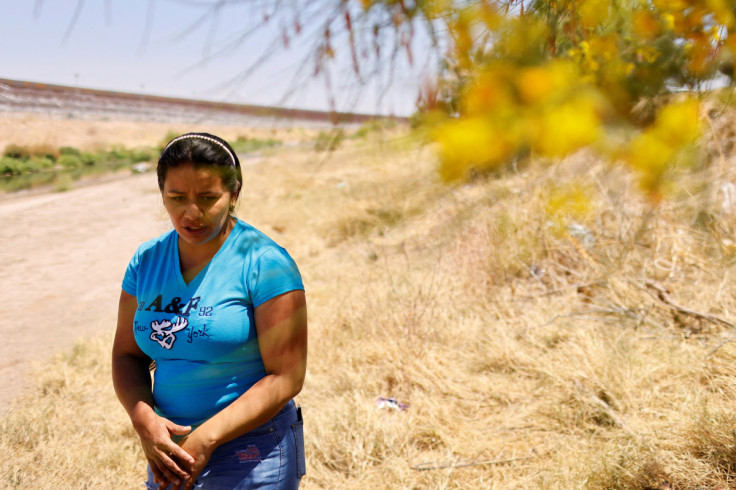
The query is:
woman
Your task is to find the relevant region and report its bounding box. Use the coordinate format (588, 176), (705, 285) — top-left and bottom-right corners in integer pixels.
(112, 132), (307, 490)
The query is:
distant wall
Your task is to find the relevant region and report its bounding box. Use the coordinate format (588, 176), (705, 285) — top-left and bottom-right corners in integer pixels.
(0, 78), (407, 126)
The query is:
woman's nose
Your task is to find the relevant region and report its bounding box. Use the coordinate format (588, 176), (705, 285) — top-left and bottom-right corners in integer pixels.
(183, 201), (203, 219)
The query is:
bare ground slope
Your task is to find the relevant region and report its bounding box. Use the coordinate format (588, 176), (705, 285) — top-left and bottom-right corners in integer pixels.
(0, 172), (168, 410)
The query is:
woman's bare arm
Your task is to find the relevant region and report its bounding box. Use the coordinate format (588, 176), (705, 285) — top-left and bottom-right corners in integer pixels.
(177, 289), (308, 489)
(112, 290), (194, 487)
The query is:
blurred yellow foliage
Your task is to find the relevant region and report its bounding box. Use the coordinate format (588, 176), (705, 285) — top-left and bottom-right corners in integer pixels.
(399, 0), (728, 195)
(656, 99), (701, 146)
(626, 98), (701, 197)
(437, 56), (604, 180)
(632, 10), (660, 39)
(435, 117), (516, 180)
(579, 0), (610, 29)
(533, 95), (602, 157)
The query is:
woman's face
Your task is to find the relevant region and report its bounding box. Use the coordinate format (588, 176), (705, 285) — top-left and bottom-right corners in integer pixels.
(162, 164), (235, 246)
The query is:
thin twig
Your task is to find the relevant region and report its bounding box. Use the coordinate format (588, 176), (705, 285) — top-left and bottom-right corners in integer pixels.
(412, 454), (535, 471)
(137, 0), (156, 55)
(639, 281), (736, 356)
(643, 281), (736, 329)
(706, 330), (736, 358)
(33, 0), (44, 18)
(525, 309), (633, 330)
(62, 0), (86, 44)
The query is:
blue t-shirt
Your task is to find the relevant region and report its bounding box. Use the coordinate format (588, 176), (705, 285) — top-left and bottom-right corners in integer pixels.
(122, 219), (304, 426)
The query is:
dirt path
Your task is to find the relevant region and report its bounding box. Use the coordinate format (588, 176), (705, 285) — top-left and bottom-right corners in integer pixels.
(0, 172), (171, 411)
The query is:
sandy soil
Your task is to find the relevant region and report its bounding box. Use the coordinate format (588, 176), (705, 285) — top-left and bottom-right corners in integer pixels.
(0, 113), (297, 412)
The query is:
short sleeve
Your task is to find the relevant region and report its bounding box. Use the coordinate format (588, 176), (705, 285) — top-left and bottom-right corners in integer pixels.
(247, 247), (304, 308)
(122, 249), (140, 296)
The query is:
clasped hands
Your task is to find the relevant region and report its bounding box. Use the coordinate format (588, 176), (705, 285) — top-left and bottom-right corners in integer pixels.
(134, 411), (214, 490)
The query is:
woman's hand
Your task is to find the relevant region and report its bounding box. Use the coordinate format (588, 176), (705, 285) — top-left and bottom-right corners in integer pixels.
(176, 429), (217, 490)
(113, 290), (194, 487)
(132, 408), (195, 488)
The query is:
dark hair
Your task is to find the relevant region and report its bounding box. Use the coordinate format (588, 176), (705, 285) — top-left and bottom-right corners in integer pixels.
(157, 132), (242, 198)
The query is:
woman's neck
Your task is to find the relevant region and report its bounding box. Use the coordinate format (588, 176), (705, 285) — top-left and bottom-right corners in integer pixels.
(178, 217), (235, 282)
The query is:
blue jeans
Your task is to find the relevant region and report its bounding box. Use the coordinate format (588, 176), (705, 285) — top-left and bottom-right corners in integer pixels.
(146, 400), (305, 489)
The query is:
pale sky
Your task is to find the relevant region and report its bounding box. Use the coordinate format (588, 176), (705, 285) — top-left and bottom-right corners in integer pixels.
(0, 1), (438, 116)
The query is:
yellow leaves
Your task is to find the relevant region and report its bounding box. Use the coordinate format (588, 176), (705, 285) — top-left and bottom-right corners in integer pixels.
(704, 0), (735, 27)
(462, 68), (513, 115)
(532, 94), (602, 158)
(449, 6), (484, 70)
(435, 117), (515, 181)
(636, 45), (660, 64)
(420, 0), (455, 20)
(627, 132), (675, 195)
(493, 15), (549, 61)
(685, 37), (714, 75)
(422, 0), (716, 198)
(435, 59), (605, 180)
(625, 98), (701, 197)
(518, 67), (554, 104)
(652, 0), (686, 14)
(661, 13), (675, 31)
(518, 61), (576, 104)
(588, 36), (618, 63)
(655, 98), (700, 147)
(514, 61), (604, 159)
(632, 10), (661, 39)
(579, 0), (610, 29)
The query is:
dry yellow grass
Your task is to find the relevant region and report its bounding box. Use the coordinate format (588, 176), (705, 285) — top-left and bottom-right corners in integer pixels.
(4, 116), (736, 488)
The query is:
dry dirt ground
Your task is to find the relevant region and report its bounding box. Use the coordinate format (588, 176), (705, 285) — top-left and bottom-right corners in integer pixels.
(0, 113), (308, 412)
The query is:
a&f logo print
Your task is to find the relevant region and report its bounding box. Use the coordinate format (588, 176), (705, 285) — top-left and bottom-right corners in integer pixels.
(150, 317), (188, 349)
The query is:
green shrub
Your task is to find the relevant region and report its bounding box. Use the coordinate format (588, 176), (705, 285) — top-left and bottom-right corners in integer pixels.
(130, 147), (156, 163)
(60, 146), (92, 164)
(351, 119), (397, 138)
(27, 157), (55, 172)
(158, 131), (181, 151)
(4, 144), (31, 160)
(58, 154), (85, 169)
(230, 136), (282, 154)
(29, 144), (59, 161)
(108, 146), (132, 161)
(81, 152), (100, 166)
(1, 142), (153, 180)
(0, 156), (27, 175)
(0, 156), (56, 176)
(59, 146), (82, 157)
(4, 144), (60, 161)
(314, 129), (345, 152)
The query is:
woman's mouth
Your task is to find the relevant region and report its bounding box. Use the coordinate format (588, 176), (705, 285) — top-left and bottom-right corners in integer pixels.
(183, 224), (207, 236)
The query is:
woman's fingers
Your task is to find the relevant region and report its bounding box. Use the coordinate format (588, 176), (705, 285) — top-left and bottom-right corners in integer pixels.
(149, 459), (172, 488)
(158, 451), (190, 485)
(165, 420), (192, 437)
(139, 415), (195, 488)
(167, 442), (195, 468)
